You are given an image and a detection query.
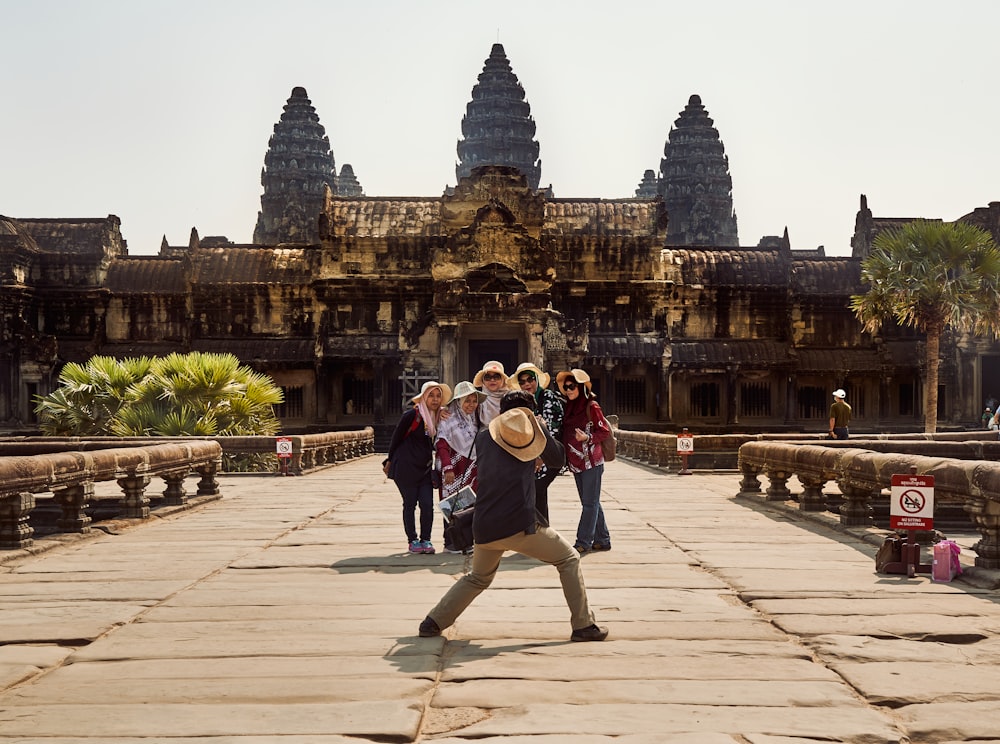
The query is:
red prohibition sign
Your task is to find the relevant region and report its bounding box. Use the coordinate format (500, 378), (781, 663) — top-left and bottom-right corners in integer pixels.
(899, 488), (925, 514)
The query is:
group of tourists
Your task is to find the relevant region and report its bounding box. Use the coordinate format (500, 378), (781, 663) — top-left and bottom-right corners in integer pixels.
(381, 360), (613, 642)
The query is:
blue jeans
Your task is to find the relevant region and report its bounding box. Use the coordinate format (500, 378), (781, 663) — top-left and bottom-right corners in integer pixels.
(396, 480), (434, 543)
(573, 465), (610, 549)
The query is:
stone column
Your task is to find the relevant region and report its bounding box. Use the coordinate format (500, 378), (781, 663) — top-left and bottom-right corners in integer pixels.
(54, 481), (94, 532)
(439, 324), (458, 387)
(0, 491), (35, 549)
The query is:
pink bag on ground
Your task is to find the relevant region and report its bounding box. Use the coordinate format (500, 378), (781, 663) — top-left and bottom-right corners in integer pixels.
(932, 540), (962, 582)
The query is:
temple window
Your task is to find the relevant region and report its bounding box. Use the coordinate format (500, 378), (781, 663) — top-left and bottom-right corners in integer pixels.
(690, 382), (720, 418)
(740, 382), (771, 417)
(276, 386), (304, 419)
(614, 377), (646, 415)
(797, 385), (826, 419)
(343, 374), (374, 416)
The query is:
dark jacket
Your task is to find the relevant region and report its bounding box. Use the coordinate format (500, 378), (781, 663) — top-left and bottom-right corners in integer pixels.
(472, 424), (565, 544)
(385, 408), (433, 486)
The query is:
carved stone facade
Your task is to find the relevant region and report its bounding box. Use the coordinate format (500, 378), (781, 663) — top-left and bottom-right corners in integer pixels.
(2, 47), (998, 437)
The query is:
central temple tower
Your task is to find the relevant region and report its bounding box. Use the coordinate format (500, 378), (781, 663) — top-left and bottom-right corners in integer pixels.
(456, 43), (542, 190)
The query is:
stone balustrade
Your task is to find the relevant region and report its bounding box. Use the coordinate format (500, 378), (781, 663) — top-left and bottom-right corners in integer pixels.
(0, 441), (223, 550)
(0, 428), (375, 550)
(0, 428), (376, 475)
(737, 441), (1000, 569)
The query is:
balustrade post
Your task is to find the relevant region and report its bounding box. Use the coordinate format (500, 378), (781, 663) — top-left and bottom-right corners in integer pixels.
(161, 469), (189, 506)
(764, 469), (791, 501)
(837, 481), (875, 527)
(797, 475), (829, 512)
(966, 496), (1000, 569)
(117, 467), (152, 519)
(54, 481), (94, 532)
(0, 492), (35, 548)
(195, 461), (221, 496)
(738, 462), (761, 494)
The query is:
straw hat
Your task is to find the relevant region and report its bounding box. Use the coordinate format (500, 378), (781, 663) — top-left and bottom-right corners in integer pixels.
(451, 380), (487, 404)
(508, 362), (550, 390)
(555, 368), (592, 392)
(473, 360), (508, 387)
(488, 408), (547, 462)
(832, 389), (846, 399)
(412, 380), (453, 405)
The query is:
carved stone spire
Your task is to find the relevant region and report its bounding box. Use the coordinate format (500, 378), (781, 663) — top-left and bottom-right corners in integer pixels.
(336, 164), (364, 197)
(253, 86), (336, 244)
(456, 43), (541, 190)
(634, 169), (659, 198)
(658, 95), (739, 247)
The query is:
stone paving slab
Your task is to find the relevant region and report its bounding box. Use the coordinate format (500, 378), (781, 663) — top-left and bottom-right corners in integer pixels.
(5, 459), (1000, 741)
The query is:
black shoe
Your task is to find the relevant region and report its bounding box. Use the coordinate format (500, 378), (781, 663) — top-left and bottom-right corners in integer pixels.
(418, 616), (441, 637)
(591, 542), (612, 552)
(571, 624), (609, 642)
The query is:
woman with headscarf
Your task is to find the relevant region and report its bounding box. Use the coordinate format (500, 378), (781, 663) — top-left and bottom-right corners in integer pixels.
(509, 361), (565, 523)
(435, 381), (486, 499)
(472, 360), (509, 427)
(383, 380), (452, 554)
(556, 368), (613, 554)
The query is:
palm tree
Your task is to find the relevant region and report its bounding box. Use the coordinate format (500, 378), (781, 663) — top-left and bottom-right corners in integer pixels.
(850, 220), (1000, 432)
(35, 352), (283, 437)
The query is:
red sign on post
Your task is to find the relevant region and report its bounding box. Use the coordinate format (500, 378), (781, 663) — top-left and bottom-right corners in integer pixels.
(276, 437), (293, 459)
(890, 474), (934, 530)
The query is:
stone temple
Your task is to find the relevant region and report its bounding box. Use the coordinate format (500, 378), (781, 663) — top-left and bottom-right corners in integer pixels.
(3, 43), (1000, 440)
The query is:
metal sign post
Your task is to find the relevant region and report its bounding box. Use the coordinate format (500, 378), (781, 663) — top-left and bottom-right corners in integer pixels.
(276, 436), (293, 476)
(885, 470), (934, 577)
(677, 428), (694, 475)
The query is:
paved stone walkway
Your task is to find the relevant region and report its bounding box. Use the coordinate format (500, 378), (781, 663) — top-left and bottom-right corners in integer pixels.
(1, 456), (999, 742)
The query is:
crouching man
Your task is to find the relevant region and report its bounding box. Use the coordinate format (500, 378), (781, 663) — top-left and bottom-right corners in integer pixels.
(418, 390), (608, 643)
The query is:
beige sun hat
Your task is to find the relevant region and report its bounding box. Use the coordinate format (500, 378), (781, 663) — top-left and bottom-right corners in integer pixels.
(473, 360), (508, 387)
(412, 380), (453, 406)
(508, 362), (551, 390)
(488, 407), (547, 462)
(451, 380), (487, 404)
(555, 368), (592, 392)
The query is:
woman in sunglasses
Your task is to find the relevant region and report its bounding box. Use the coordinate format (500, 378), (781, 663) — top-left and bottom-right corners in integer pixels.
(509, 361), (565, 522)
(472, 360), (509, 426)
(555, 369), (613, 553)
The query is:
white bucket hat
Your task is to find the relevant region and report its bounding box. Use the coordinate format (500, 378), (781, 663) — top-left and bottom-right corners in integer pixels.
(451, 380), (487, 404)
(488, 408), (547, 462)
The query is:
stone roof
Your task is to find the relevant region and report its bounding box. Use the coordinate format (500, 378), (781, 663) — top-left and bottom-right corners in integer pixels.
(324, 335), (399, 358)
(192, 338), (316, 364)
(18, 217), (123, 255)
(789, 258), (862, 295)
(586, 335), (664, 362)
(323, 199), (443, 239)
(190, 247), (316, 284)
(670, 248), (787, 286)
(794, 348), (883, 373)
(105, 258), (187, 293)
(670, 339), (790, 369)
(543, 199), (666, 237)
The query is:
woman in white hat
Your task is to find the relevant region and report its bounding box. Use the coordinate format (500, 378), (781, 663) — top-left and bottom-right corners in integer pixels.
(556, 368), (613, 553)
(435, 381), (486, 499)
(383, 380), (452, 554)
(473, 360), (508, 426)
(510, 361), (565, 522)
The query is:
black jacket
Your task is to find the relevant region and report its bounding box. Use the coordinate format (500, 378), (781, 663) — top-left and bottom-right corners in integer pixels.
(472, 424), (564, 544)
(385, 409), (433, 487)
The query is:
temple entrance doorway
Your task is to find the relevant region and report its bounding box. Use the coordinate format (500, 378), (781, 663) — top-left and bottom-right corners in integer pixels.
(467, 339), (518, 381)
(982, 355), (1000, 411)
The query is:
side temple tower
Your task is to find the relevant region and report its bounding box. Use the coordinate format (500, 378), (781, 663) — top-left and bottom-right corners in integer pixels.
(456, 43), (542, 190)
(658, 94), (739, 247)
(254, 87), (338, 244)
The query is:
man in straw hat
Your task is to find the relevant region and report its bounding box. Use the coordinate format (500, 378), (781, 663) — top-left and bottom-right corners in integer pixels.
(418, 390), (609, 642)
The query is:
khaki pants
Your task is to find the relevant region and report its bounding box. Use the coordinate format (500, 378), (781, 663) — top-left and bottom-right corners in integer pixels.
(427, 525), (596, 632)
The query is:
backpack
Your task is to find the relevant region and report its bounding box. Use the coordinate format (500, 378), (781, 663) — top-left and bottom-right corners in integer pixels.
(587, 402), (616, 462)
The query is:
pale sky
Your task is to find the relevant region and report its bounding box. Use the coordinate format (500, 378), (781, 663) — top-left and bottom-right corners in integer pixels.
(2, 0), (997, 257)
